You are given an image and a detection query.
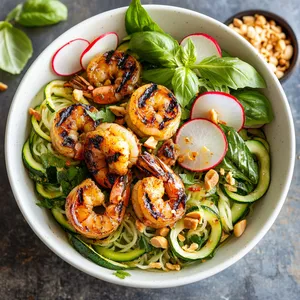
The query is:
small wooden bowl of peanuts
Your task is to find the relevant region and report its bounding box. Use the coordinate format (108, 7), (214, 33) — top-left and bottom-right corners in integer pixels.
(225, 10), (298, 82)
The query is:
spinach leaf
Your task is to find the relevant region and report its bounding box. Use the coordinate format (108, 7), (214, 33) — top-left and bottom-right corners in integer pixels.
(36, 197), (65, 209)
(16, 0), (67, 27)
(40, 153), (66, 169)
(194, 56), (266, 90)
(198, 78), (230, 94)
(129, 31), (179, 68)
(142, 68), (176, 89)
(0, 21), (32, 74)
(179, 38), (197, 67)
(87, 107), (115, 123)
(172, 67), (199, 107)
(125, 0), (164, 34)
(220, 125), (259, 184)
(231, 89), (274, 126)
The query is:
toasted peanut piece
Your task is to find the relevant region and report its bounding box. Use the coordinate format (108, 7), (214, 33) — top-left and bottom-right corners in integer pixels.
(144, 136), (158, 149)
(149, 262), (162, 269)
(109, 105), (126, 117)
(240, 24), (248, 35)
(219, 168), (225, 176)
(150, 236), (168, 249)
(186, 210), (202, 221)
(269, 56), (278, 66)
(204, 169), (219, 191)
(184, 217), (199, 230)
(225, 171), (236, 186)
(156, 227), (170, 237)
(220, 231), (230, 243)
(276, 40), (286, 51)
(182, 243), (198, 252)
(233, 18), (243, 28)
(279, 58), (287, 66)
(234, 219), (247, 237)
(243, 15), (255, 25)
(178, 233), (185, 242)
(135, 219), (146, 233)
(267, 63), (277, 73)
(0, 82), (8, 91)
(247, 26), (256, 39)
(29, 108), (41, 121)
(275, 70), (284, 79)
(224, 183), (237, 192)
(208, 108), (218, 124)
(166, 263), (181, 271)
(229, 23), (234, 29)
(256, 15), (267, 26)
(282, 45), (293, 60)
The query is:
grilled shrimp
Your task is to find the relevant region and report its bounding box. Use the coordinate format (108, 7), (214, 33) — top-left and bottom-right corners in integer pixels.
(65, 174), (131, 239)
(50, 104), (98, 159)
(157, 139), (179, 167)
(86, 50), (141, 104)
(132, 152), (186, 228)
(125, 83), (181, 141)
(84, 123), (140, 188)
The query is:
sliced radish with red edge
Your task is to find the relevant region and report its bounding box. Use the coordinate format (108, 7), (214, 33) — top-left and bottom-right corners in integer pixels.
(80, 32), (119, 69)
(52, 38), (90, 76)
(175, 118), (227, 172)
(180, 33), (222, 64)
(190, 91), (245, 131)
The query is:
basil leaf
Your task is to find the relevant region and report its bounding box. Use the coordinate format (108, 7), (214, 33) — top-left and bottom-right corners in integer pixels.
(125, 0), (164, 34)
(0, 21), (32, 74)
(198, 78), (230, 94)
(172, 67), (199, 107)
(194, 56), (266, 90)
(16, 0), (67, 27)
(36, 197), (65, 209)
(5, 4), (23, 22)
(180, 38), (197, 67)
(181, 107), (190, 120)
(129, 31), (179, 67)
(179, 172), (196, 185)
(232, 89), (274, 126)
(220, 125), (259, 184)
(87, 107), (115, 123)
(142, 68), (176, 89)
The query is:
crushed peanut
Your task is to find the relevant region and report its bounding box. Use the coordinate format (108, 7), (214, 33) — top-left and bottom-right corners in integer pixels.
(184, 136), (192, 144)
(0, 82), (8, 91)
(187, 151), (198, 161)
(186, 210), (202, 221)
(149, 262), (162, 269)
(224, 183), (237, 192)
(234, 219), (247, 237)
(109, 105), (126, 117)
(229, 14), (294, 79)
(220, 231), (230, 243)
(183, 217), (199, 230)
(182, 243), (199, 252)
(29, 108), (41, 121)
(204, 169), (219, 191)
(166, 263), (181, 271)
(144, 136), (158, 149)
(155, 227), (170, 237)
(219, 168), (225, 176)
(150, 236), (168, 249)
(178, 233), (186, 242)
(225, 171), (236, 186)
(208, 108), (218, 124)
(135, 219), (146, 233)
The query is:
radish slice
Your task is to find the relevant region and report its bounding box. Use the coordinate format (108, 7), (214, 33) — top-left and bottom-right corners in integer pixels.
(80, 32), (119, 69)
(180, 33), (222, 64)
(190, 92), (245, 132)
(175, 118), (227, 172)
(51, 38), (90, 76)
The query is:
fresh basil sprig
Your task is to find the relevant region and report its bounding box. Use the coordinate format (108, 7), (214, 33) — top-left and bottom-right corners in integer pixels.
(232, 89), (274, 127)
(125, 0), (164, 34)
(87, 107), (115, 123)
(179, 38), (197, 67)
(142, 68), (176, 89)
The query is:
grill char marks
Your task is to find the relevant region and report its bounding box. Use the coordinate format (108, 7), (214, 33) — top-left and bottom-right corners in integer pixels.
(106, 152), (121, 164)
(116, 65), (136, 93)
(104, 50), (115, 63)
(144, 193), (162, 220)
(56, 105), (75, 127)
(117, 53), (129, 69)
(138, 84), (158, 108)
(166, 92), (178, 113)
(78, 188), (84, 205)
(88, 135), (104, 150)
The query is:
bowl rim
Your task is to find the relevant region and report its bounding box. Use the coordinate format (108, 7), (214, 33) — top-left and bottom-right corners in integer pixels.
(223, 9), (299, 83)
(5, 5), (296, 288)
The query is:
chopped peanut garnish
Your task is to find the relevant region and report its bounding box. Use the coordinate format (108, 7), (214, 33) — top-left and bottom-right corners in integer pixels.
(149, 262), (162, 269)
(177, 155), (185, 163)
(183, 217), (199, 230)
(182, 243), (198, 252)
(234, 220), (247, 237)
(156, 227), (170, 237)
(187, 151), (198, 161)
(0, 82), (8, 91)
(29, 108), (41, 121)
(150, 236), (168, 249)
(166, 263), (181, 271)
(178, 233), (186, 242)
(220, 231), (230, 243)
(184, 136), (192, 144)
(225, 171), (236, 186)
(186, 210), (202, 221)
(219, 168), (225, 176)
(144, 136), (158, 149)
(109, 105), (126, 117)
(204, 169), (219, 191)
(135, 219), (146, 233)
(224, 183), (237, 192)
(208, 108), (218, 124)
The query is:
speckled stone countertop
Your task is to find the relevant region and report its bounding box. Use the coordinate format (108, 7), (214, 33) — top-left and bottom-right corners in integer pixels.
(0, 0), (299, 299)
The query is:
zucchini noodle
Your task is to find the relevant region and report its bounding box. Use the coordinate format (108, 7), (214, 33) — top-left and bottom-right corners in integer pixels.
(217, 186), (233, 232)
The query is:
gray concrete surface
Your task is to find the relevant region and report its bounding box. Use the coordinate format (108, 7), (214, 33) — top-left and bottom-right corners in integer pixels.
(0, 0), (299, 299)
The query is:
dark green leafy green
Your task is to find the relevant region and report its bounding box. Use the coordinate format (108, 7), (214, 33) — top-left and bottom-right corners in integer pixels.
(40, 153), (66, 169)
(125, 0), (164, 34)
(220, 125), (259, 184)
(87, 107), (115, 123)
(189, 235), (205, 248)
(198, 78), (230, 94)
(232, 89), (274, 126)
(139, 235), (153, 252)
(113, 270), (131, 279)
(172, 67), (199, 107)
(181, 107), (190, 120)
(179, 38), (197, 67)
(193, 56), (266, 90)
(179, 171), (196, 185)
(16, 0), (68, 27)
(129, 31), (179, 67)
(142, 68), (176, 89)
(0, 21), (32, 74)
(36, 197), (65, 209)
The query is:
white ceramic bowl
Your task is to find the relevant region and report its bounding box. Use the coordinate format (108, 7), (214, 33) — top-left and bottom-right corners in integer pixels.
(5, 5), (295, 288)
